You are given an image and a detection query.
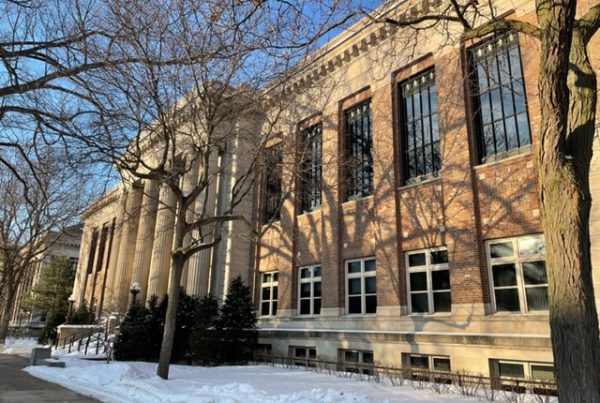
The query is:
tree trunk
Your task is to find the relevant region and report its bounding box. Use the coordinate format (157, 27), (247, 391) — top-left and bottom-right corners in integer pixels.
(0, 283), (16, 342)
(537, 3), (600, 400)
(156, 202), (187, 380)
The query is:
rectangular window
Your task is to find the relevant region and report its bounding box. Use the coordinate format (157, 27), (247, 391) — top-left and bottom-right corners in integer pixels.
(491, 359), (556, 394)
(346, 257), (376, 315)
(470, 31), (531, 162)
(399, 69), (440, 182)
(405, 353), (452, 383)
(406, 248), (451, 314)
(263, 146), (282, 223)
(488, 235), (547, 313)
(343, 101), (373, 201)
(299, 123), (322, 212)
(339, 349), (374, 375)
(290, 346), (317, 367)
(298, 265), (321, 315)
(260, 272), (278, 316)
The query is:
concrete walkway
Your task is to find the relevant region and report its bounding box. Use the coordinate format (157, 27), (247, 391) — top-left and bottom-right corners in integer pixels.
(0, 354), (99, 402)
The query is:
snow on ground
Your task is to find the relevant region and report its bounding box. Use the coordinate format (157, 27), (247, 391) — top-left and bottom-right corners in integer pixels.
(0, 337), (46, 356)
(25, 358), (479, 403)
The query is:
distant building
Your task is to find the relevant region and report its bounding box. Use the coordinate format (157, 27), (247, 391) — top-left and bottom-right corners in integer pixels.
(10, 224), (82, 330)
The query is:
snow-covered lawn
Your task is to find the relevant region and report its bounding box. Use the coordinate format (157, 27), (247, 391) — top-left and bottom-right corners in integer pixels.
(25, 358), (480, 403)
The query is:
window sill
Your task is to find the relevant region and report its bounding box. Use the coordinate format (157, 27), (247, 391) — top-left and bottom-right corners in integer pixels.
(343, 193), (374, 204)
(294, 314), (321, 319)
(398, 175), (441, 191)
(408, 312), (452, 317)
(491, 311), (549, 316)
(475, 146), (532, 169)
(298, 206), (322, 216)
(343, 313), (377, 318)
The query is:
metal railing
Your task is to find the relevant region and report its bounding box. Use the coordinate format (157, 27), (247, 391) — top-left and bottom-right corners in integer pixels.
(253, 354), (557, 398)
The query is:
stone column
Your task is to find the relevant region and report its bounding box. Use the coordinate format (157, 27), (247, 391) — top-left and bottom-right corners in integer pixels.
(73, 228), (91, 306)
(186, 152), (218, 297)
(179, 159), (200, 291)
(146, 183), (177, 301)
(104, 189), (128, 310)
(129, 180), (160, 305)
(110, 183), (143, 312)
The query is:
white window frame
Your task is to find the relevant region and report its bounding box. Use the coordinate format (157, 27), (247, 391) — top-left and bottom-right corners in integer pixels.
(406, 247), (451, 314)
(340, 349), (375, 375)
(260, 271), (278, 317)
(291, 346), (317, 367)
(486, 234), (547, 313)
(298, 265), (321, 316)
(345, 257), (376, 315)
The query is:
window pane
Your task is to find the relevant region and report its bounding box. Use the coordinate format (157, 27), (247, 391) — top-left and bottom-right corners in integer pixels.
(492, 264), (517, 286)
(300, 268), (311, 278)
(363, 352), (374, 364)
(345, 351), (359, 362)
(314, 298), (321, 315)
(313, 266), (322, 277)
(295, 348), (306, 357)
(433, 292), (452, 313)
(348, 296), (362, 314)
(364, 259), (376, 272)
(348, 261), (361, 273)
(526, 287), (548, 311)
(410, 272), (427, 291)
(433, 358), (451, 372)
(495, 288), (520, 311)
(411, 293), (429, 313)
(314, 281), (321, 297)
(262, 287), (271, 300)
(272, 301), (277, 315)
(410, 355), (429, 369)
(300, 283), (311, 298)
(272, 286), (278, 300)
(431, 250), (448, 264)
(365, 295), (377, 314)
(408, 253), (426, 267)
(348, 278), (362, 295)
(490, 241), (514, 258)
(432, 270), (450, 290)
(261, 302), (270, 316)
(531, 365), (554, 381)
(499, 362), (525, 378)
(516, 112), (531, 146)
(273, 273), (279, 281)
(519, 237), (545, 255)
(365, 277), (376, 294)
(300, 300), (311, 315)
(309, 349), (317, 358)
(523, 261), (547, 285)
(262, 273), (271, 283)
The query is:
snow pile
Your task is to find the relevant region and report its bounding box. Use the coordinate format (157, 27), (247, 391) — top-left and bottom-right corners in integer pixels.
(0, 337), (45, 356)
(25, 358), (477, 403)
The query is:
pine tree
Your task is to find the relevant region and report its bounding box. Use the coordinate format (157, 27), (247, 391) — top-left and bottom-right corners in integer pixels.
(22, 256), (75, 342)
(218, 276), (257, 364)
(188, 295), (219, 364)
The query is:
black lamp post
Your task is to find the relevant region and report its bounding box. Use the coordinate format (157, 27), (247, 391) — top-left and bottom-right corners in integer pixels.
(129, 282), (141, 308)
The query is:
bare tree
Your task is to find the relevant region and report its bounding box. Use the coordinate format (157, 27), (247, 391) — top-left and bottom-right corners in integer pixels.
(64, 0), (357, 380)
(0, 145), (95, 341)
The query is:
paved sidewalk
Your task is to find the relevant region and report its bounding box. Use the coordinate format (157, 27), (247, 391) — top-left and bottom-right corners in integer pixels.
(0, 354), (99, 402)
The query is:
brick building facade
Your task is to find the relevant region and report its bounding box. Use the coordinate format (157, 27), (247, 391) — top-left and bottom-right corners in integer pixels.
(253, 0), (600, 382)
